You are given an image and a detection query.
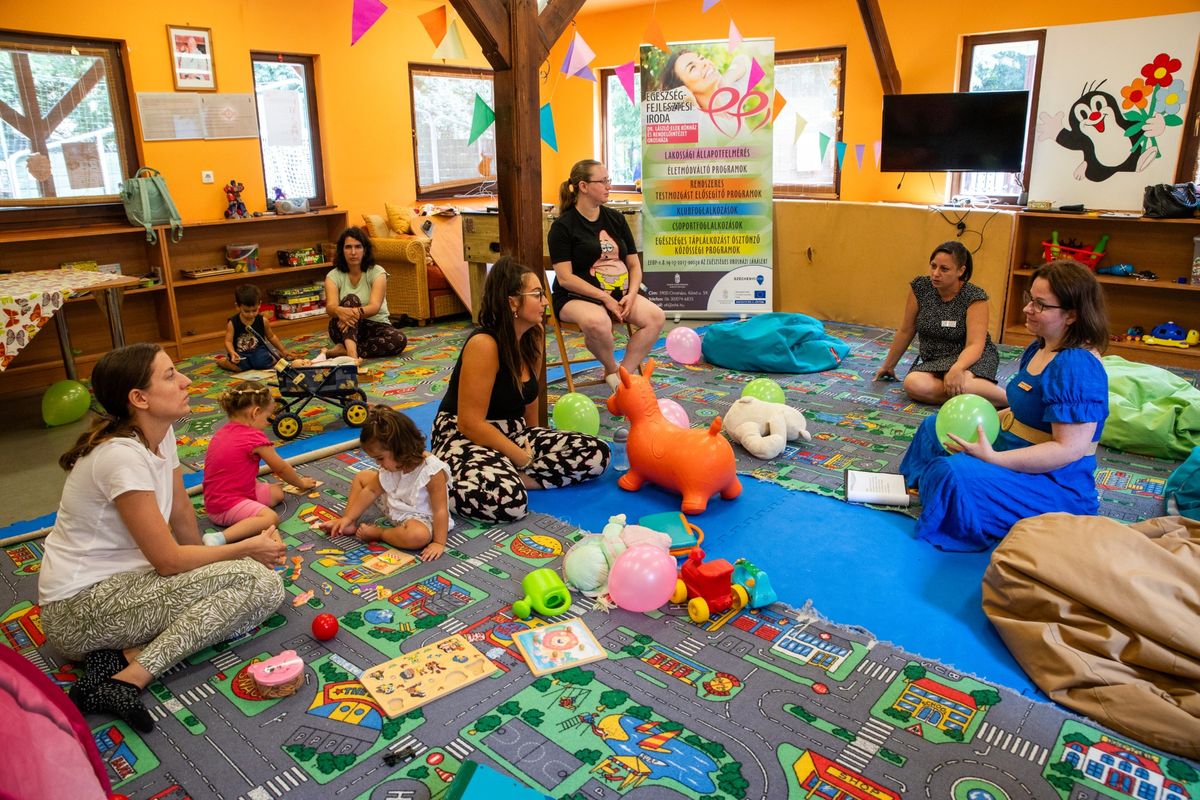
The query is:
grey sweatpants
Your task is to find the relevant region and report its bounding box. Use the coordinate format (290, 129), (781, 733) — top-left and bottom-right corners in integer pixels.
(41, 559), (284, 677)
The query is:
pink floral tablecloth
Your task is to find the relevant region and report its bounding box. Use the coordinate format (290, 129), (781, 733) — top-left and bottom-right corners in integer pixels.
(0, 269), (133, 371)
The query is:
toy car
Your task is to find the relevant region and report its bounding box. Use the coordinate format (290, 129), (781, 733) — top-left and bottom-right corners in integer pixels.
(671, 547), (748, 623)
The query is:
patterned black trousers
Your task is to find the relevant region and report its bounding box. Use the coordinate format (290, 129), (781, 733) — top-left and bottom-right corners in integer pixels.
(431, 411), (609, 522)
(328, 294), (407, 358)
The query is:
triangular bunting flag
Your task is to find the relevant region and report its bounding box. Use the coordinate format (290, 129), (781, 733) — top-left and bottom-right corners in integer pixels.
(560, 37), (576, 74)
(567, 32), (596, 77)
(854, 143), (866, 170)
(703, 0), (721, 10)
(835, 141), (848, 167)
(432, 19), (466, 60)
(540, 103), (558, 151)
(792, 113), (807, 145)
(873, 139), (882, 168)
(645, 18), (670, 54)
(574, 64), (596, 82)
(771, 89), (787, 123)
(468, 94), (495, 145)
(818, 132), (830, 161)
(728, 19), (743, 51)
(615, 61), (637, 103)
(746, 58), (765, 91)
(417, 5), (447, 47)
(351, 0), (387, 46)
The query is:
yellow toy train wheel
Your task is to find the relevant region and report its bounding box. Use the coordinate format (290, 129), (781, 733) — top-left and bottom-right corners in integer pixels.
(688, 597), (710, 623)
(730, 584), (749, 612)
(671, 579), (688, 605)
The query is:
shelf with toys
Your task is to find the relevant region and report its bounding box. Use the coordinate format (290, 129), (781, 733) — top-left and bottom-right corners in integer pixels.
(1003, 211), (1200, 369)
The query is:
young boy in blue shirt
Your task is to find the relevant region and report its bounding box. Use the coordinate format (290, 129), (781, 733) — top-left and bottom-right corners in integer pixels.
(218, 284), (301, 371)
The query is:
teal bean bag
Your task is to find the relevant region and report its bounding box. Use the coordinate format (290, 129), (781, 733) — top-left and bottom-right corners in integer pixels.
(1102, 355), (1200, 460)
(1165, 446), (1200, 519)
(700, 313), (850, 373)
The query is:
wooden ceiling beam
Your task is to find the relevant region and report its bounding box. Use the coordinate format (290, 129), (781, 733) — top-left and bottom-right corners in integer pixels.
(856, 0), (901, 95)
(538, 0), (588, 62)
(450, 0), (511, 69)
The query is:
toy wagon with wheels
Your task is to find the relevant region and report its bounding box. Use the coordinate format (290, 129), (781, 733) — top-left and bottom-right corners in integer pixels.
(271, 361), (368, 440)
(671, 547), (749, 623)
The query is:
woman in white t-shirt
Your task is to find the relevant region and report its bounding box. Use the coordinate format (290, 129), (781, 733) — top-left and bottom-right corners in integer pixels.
(38, 343), (287, 732)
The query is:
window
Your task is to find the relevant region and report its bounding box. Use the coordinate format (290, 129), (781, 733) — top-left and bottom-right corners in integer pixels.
(409, 63), (494, 198)
(600, 67), (641, 190)
(1176, 57), (1200, 183)
(0, 30), (138, 223)
(773, 48), (845, 199)
(954, 31), (1045, 203)
(251, 53), (325, 207)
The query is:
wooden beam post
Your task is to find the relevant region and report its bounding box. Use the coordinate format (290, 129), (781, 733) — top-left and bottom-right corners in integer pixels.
(856, 0), (901, 95)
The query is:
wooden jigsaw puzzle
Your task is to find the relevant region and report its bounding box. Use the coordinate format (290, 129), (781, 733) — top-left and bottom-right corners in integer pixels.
(359, 634), (496, 717)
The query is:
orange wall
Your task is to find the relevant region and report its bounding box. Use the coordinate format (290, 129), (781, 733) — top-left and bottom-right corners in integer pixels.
(556, 0), (1200, 204)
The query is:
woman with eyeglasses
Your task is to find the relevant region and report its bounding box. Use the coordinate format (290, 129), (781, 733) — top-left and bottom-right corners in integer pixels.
(548, 159), (665, 392)
(431, 256), (609, 522)
(899, 259), (1109, 551)
(874, 241), (1005, 407)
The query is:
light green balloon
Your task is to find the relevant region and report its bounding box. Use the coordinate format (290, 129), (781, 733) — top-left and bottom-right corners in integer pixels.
(935, 394), (1000, 452)
(42, 379), (92, 427)
(552, 392), (600, 436)
(742, 377), (785, 405)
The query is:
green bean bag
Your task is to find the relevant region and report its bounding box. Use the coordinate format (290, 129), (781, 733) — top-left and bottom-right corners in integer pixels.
(1101, 355), (1200, 460)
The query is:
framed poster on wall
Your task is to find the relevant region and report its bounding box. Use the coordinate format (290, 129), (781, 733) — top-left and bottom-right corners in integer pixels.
(167, 25), (216, 91)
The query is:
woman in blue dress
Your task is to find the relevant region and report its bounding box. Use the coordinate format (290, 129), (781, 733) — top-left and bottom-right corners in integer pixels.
(899, 260), (1109, 551)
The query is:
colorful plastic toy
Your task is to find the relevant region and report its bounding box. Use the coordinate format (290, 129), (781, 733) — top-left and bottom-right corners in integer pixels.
(512, 567), (572, 619)
(247, 650), (305, 698)
(311, 613), (339, 641)
(223, 178), (248, 219)
(670, 547), (748, 623)
(1097, 263), (1135, 276)
(607, 360), (741, 515)
(1143, 322), (1200, 348)
(732, 558), (777, 608)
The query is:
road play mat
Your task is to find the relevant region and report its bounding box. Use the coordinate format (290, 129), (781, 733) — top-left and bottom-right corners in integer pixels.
(565, 322), (1196, 525)
(2, 446), (1196, 799)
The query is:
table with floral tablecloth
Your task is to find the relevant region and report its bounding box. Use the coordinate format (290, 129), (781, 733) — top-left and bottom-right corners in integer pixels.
(0, 269), (141, 371)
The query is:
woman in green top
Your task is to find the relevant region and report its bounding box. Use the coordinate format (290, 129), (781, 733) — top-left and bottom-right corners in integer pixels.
(323, 227), (407, 361)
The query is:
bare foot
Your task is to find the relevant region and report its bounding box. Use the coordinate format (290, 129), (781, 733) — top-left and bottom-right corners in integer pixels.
(355, 523), (384, 543)
(318, 519), (354, 536)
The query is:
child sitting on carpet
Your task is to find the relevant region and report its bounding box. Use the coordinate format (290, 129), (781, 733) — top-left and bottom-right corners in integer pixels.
(322, 406), (452, 561)
(218, 284), (301, 372)
(202, 381), (318, 545)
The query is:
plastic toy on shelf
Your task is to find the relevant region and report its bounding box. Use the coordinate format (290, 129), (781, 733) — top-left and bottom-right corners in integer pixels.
(670, 547), (748, 624)
(1142, 321), (1200, 349)
(1097, 263), (1135, 276)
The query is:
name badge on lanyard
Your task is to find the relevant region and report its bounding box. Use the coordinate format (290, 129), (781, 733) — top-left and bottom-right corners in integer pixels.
(1017, 381), (1032, 392)
(941, 320), (957, 328)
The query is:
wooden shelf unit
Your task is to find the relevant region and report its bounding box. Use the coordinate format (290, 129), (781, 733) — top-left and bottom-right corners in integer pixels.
(1002, 212), (1200, 369)
(0, 210), (348, 394)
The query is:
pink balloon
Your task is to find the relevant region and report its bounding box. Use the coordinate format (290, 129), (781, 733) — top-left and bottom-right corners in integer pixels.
(657, 398), (689, 428)
(607, 544), (677, 613)
(665, 327), (702, 365)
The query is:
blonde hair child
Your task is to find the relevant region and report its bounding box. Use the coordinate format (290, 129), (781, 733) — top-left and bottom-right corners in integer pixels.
(201, 381), (318, 545)
(323, 406), (452, 561)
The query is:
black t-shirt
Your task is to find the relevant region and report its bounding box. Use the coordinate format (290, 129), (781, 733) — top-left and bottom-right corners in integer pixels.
(547, 205), (637, 307)
(439, 329), (538, 420)
(229, 313), (268, 355)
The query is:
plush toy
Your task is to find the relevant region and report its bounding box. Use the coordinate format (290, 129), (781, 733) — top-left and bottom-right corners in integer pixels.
(562, 514), (671, 599)
(722, 396), (811, 460)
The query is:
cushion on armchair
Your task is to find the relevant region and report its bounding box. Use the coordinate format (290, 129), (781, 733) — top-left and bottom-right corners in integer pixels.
(361, 213), (392, 239)
(384, 202), (413, 235)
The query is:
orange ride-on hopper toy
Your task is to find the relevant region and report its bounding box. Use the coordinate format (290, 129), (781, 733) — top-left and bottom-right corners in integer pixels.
(671, 547), (748, 623)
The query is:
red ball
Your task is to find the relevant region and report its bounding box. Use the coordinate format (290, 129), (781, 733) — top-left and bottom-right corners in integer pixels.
(311, 613), (339, 641)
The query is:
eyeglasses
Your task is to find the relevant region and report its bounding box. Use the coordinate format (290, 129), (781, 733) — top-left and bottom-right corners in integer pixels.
(585, 177), (612, 187)
(1022, 290), (1064, 313)
(514, 289), (546, 300)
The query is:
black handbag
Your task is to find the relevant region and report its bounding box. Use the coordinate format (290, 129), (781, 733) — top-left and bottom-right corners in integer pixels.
(1142, 182), (1200, 218)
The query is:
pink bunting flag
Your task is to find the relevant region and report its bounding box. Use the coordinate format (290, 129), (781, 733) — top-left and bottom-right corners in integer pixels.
(728, 19), (743, 51)
(818, 132), (830, 161)
(351, 0), (387, 46)
(703, 0), (721, 10)
(746, 58), (765, 92)
(835, 141), (848, 168)
(615, 62), (637, 103)
(565, 32), (595, 78)
(873, 140), (882, 168)
(855, 143), (866, 170)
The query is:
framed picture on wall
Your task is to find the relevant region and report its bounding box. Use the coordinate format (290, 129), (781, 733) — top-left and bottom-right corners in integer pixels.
(167, 25), (216, 91)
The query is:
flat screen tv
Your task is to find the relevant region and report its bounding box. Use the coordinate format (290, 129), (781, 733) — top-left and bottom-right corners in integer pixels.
(880, 91), (1029, 173)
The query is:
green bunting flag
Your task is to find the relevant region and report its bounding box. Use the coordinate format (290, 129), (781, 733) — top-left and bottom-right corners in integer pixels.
(468, 94), (495, 146)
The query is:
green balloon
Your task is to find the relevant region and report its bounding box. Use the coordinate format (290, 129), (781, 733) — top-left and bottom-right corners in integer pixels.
(552, 392), (600, 435)
(42, 379), (92, 427)
(935, 394), (1000, 452)
(742, 377), (785, 404)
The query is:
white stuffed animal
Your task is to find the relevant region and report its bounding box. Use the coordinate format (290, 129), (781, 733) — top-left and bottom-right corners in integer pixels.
(723, 396), (811, 459)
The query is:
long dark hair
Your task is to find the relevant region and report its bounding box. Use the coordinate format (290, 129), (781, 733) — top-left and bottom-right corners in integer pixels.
(361, 406), (426, 468)
(558, 159), (601, 215)
(59, 343), (161, 470)
(930, 240), (973, 283)
(1032, 259), (1109, 353)
(333, 226), (375, 273)
(659, 50), (693, 93)
(478, 256), (542, 390)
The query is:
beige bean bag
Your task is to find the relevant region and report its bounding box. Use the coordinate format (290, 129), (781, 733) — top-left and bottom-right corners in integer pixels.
(983, 513), (1200, 758)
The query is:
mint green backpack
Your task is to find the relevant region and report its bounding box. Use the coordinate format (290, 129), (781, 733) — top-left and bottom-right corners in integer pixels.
(120, 167), (183, 244)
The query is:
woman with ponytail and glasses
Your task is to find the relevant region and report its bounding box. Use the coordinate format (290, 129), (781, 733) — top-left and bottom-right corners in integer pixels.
(38, 343), (286, 732)
(432, 256), (610, 522)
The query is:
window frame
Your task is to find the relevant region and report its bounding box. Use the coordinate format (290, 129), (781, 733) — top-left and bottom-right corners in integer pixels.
(952, 30), (1046, 204)
(772, 47), (846, 200)
(599, 65), (640, 192)
(0, 29), (141, 229)
(408, 62), (495, 200)
(249, 51), (327, 208)
(1174, 55), (1200, 183)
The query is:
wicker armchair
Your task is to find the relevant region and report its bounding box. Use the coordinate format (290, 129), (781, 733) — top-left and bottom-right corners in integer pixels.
(365, 216), (468, 326)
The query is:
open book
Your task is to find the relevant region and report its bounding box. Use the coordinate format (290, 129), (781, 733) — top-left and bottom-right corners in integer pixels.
(844, 469), (911, 507)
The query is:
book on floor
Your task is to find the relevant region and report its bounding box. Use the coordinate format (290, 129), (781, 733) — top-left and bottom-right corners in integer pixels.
(844, 469), (910, 507)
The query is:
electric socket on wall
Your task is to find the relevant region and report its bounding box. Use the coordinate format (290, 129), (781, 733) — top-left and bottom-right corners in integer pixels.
(201, 170), (214, 184)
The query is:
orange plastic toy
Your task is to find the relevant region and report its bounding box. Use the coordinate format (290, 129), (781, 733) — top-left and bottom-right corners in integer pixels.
(606, 360), (741, 514)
